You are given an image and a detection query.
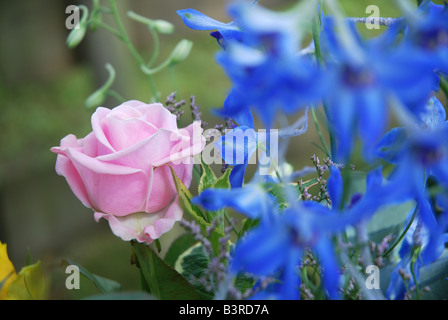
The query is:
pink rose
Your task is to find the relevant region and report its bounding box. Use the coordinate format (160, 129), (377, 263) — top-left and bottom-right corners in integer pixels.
(51, 100), (204, 244)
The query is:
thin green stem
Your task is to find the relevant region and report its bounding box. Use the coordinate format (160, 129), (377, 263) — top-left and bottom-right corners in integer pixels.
(410, 247), (422, 300)
(107, 89), (126, 103)
(440, 76), (448, 98)
(89, 20), (123, 39)
(382, 206), (418, 258)
(108, 0), (159, 101)
(224, 211), (239, 236)
(311, 108), (331, 157)
(311, 5), (335, 160)
(147, 27), (160, 68)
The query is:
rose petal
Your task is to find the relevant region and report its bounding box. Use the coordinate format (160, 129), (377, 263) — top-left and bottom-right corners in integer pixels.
(62, 147), (150, 216)
(94, 197), (183, 244)
(51, 135), (92, 208)
(153, 121), (205, 166)
(103, 116), (158, 151)
(96, 128), (188, 171)
(145, 164), (190, 212)
(135, 102), (178, 131)
(91, 107), (116, 154)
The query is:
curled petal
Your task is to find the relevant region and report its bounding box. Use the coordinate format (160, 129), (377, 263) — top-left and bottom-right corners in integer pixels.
(94, 197), (183, 244)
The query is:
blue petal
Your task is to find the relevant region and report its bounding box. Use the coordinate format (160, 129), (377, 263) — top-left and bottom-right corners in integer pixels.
(215, 126), (257, 167)
(231, 221), (289, 275)
(192, 184), (274, 219)
(420, 96), (447, 130)
(278, 247), (302, 300)
(232, 109), (255, 129)
(366, 166), (383, 191)
(315, 237), (341, 300)
(177, 9), (236, 31)
(358, 89), (387, 160)
(328, 166), (343, 210)
(375, 127), (407, 164)
(330, 89), (356, 162)
(229, 163), (247, 188)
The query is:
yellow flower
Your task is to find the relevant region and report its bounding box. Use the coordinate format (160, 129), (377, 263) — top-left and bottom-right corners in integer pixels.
(0, 242), (17, 300)
(0, 242), (47, 300)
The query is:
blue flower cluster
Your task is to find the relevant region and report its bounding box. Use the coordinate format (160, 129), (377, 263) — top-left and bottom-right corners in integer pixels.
(178, 0), (448, 300)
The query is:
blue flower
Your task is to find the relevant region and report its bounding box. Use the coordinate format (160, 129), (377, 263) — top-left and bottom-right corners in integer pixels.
(214, 125), (258, 188)
(214, 2), (324, 128)
(193, 164), (402, 299)
(320, 17), (439, 161)
(176, 8), (241, 48)
(375, 96), (448, 263)
(386, 210), (448, 300)
(404, 1), (448, 74)
(192, 183), (275, 220)
(216, 43), (323, 129)
(179, 2), (324, 129)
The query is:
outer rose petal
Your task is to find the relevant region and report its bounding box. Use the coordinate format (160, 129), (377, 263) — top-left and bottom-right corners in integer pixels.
(59, 146), (150, 216)
(94, 197), (183, 244)
(51, 135), (91, 208)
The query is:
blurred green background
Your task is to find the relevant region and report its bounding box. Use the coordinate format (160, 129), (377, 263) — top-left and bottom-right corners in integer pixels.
(0, 0), (439, 299)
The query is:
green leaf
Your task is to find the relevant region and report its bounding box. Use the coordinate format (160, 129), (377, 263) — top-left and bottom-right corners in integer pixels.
(164, 233), (198, 268)
(176, 245), (213, 300)
(417, 250), (448, 300)
(170, 166), (209, 224)
(198, 156), (217, 194)
(210, 168), (232, 190)
(170, 166), (225, 256)
(367, 201), (415, 243)
(344, 171), (415, 242)
(131, 241), (200, 300)
(239, 218), (260, 239)
(7, 261), (47, 300)
(234, 273), (255, 295)
(61, 259), (121, 294)
(205, 168), (233, 230)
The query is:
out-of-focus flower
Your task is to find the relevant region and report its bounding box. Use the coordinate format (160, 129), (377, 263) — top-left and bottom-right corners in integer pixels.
(376, 96), (448, 262)
(51, 101), (205, 244)
(179, 2), (323, 128)
(321, 14), (438, 160)
(320, 17), (439, 161)
(216, 2), (323, 128)
(386, 210), (448, 300)
(176, 8), (241, 49)
(404, 1), (448, 74)
(214, 125), (258, 188)
(375, 97), (448, 299)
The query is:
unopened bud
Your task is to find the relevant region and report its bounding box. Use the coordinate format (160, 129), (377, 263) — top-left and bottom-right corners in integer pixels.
(169, 39), (193, 65)
(89, 0), (101, 31)
(85, 88), (108, 109)
(153, 19), (174, 34)
(85, 63), (116, 109)
(66, 22), (87, 48)
(66, 5), (89, 49)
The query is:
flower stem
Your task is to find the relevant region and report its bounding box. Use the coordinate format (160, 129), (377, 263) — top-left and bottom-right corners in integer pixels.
(108, 0), (159, 101)
(311, 108), (331, 158)
(382, 205), (418, 258)
(312, 6), (336, 160)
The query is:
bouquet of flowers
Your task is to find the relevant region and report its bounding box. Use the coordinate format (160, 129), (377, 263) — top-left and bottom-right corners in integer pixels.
(2, 0), (447, 301)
